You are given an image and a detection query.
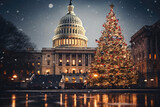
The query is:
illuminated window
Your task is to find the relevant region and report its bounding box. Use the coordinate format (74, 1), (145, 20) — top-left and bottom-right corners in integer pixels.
(65, 78), (69, 83)
(72, 59), (75, 66)
(37, 63), (40, 65)
(66, 39), (68, 44)
(75, 39), (77, 45)
(149, 54), (151, 59)
(67, 59), (69, 62)
(63, 39), (65, 44)
(46, 69), (50, 74)
(32, 63), (34, 66)
(154, 54), (156, 60)
(79, 77), (83, 83)
(60, 59), (62, 62)
(66, 69), (69, 73)
(72, 77), (76, 83)
(69, 39), (71, 44)
(72, 39), (74, 45)
(37, 70), (40, 75)
(79, 59), (81, 63)
(59, 40), (61, 45)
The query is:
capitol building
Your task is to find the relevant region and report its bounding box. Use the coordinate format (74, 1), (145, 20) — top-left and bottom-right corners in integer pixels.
(34, 2), (96, 88)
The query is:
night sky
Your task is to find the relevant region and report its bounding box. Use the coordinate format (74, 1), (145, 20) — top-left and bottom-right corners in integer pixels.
(0, 0), (160, 50)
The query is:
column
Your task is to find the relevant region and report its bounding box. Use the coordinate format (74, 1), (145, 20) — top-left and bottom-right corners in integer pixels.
(70, 54), (72, 66)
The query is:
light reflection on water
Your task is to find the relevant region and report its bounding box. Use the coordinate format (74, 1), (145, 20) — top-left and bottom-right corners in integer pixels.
(0, 92), (159, 107)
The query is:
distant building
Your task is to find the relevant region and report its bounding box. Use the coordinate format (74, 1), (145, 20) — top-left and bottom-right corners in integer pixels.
(130, 20), (160, 88)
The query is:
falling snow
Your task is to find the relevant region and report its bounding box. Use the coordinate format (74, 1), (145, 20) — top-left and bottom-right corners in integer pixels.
(6, 10), (10, 13)
(48, 3), (53, 8)
(16, 10), (20, 13)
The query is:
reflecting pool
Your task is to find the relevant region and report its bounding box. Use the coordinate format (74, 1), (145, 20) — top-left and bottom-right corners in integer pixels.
(0, 92), (160, 107)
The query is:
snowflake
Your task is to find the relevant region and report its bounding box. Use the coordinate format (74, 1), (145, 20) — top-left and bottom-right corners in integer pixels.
(154, 0), (157, 3)
(16, 10), (20, 13)
(6, 10), (9, 13)
(48, 3), (53, 8)
(0, 3), (3, 6)
(88, 5), (91, 8)
(21, 17), (24, 21)
(147, 9), (150, 12)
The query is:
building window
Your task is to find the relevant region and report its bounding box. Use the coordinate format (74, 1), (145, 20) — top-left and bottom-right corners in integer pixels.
(69, 39), (71, 44)
(32, 63), (34, 66)
(85, 54), (88, 66)
(149, 54), (151, 59)
(37, 63), (40, 65)
(59, 54), (62, 66)
(65, 78), (69, 83)
(66, 39), (68, 44)
(47, 60), (50, 65)
(37, 70), (40, 75)
(154, 54), (156, 60)
(79, 77), (83, 83)
(72, 77), (76, 83)
(65, 69), (69, 73)
(79, 69), (82, 74)
(66, 54), (70, 66)
(72, 59), (76, 66)
(46, 69), (50, 75)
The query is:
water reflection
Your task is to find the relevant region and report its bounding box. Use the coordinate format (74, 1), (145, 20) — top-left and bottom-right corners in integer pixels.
(12, 94), (16, 107)
(7, 92), (160, 107)
(26, 94), (28, 107)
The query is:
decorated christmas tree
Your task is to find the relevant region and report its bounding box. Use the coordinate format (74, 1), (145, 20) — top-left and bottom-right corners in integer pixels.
(87, 4), (138, 88)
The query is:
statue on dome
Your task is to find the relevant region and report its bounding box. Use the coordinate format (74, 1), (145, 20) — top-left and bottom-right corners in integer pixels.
(69, 0), (72, 5)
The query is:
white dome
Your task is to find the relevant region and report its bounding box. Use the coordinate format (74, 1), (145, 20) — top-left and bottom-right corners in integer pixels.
(52, 4), (88, 48)
(59, 14), (83, 25)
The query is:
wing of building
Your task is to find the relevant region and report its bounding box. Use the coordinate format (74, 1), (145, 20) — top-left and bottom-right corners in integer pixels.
(130, 20), (160, 88)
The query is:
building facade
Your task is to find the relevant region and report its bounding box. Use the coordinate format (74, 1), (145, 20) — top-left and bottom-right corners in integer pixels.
(130, 20), (160, 88)
(40, 2), (95, 88)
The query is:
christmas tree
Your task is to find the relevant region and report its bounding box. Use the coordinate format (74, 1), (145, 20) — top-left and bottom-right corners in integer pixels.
(87, 4), (138, 88)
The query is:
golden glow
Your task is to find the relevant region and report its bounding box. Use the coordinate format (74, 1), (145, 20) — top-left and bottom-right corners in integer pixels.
(12, 94), (16, 107)
(149, 54), (151, 59)
(72, 77), (76, 83)
(67, 59), (69, 62)
(13, 75), (17, 79)
(26, 94), (28, 107)
(150, 79), (154, 81)
(65, 94), (68, 107)
(94, 98), (97, 107)
(154, 54), (156, 60)
(45, 94), (48, 107)
(65, 78), (69, 83)
(72, 59), (76, 65)
(60, 94), (62, 106)
(37, 63), (40, 65)
(79, 59), (81, 63)
(37, 70), (40, 75)
(94, 74), (98, 77)
(73, 94), (76, 107)
(60, 59), (62, 62)
(32, 63), (34, 66)
(145, 94), (147, 107)
(46, 69), (50, 74)
(4, 71), (6, 75)
(84, 94), (86, 105)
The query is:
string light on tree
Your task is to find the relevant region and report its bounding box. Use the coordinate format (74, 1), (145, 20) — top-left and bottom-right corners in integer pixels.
(87, 4), (138, 88)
